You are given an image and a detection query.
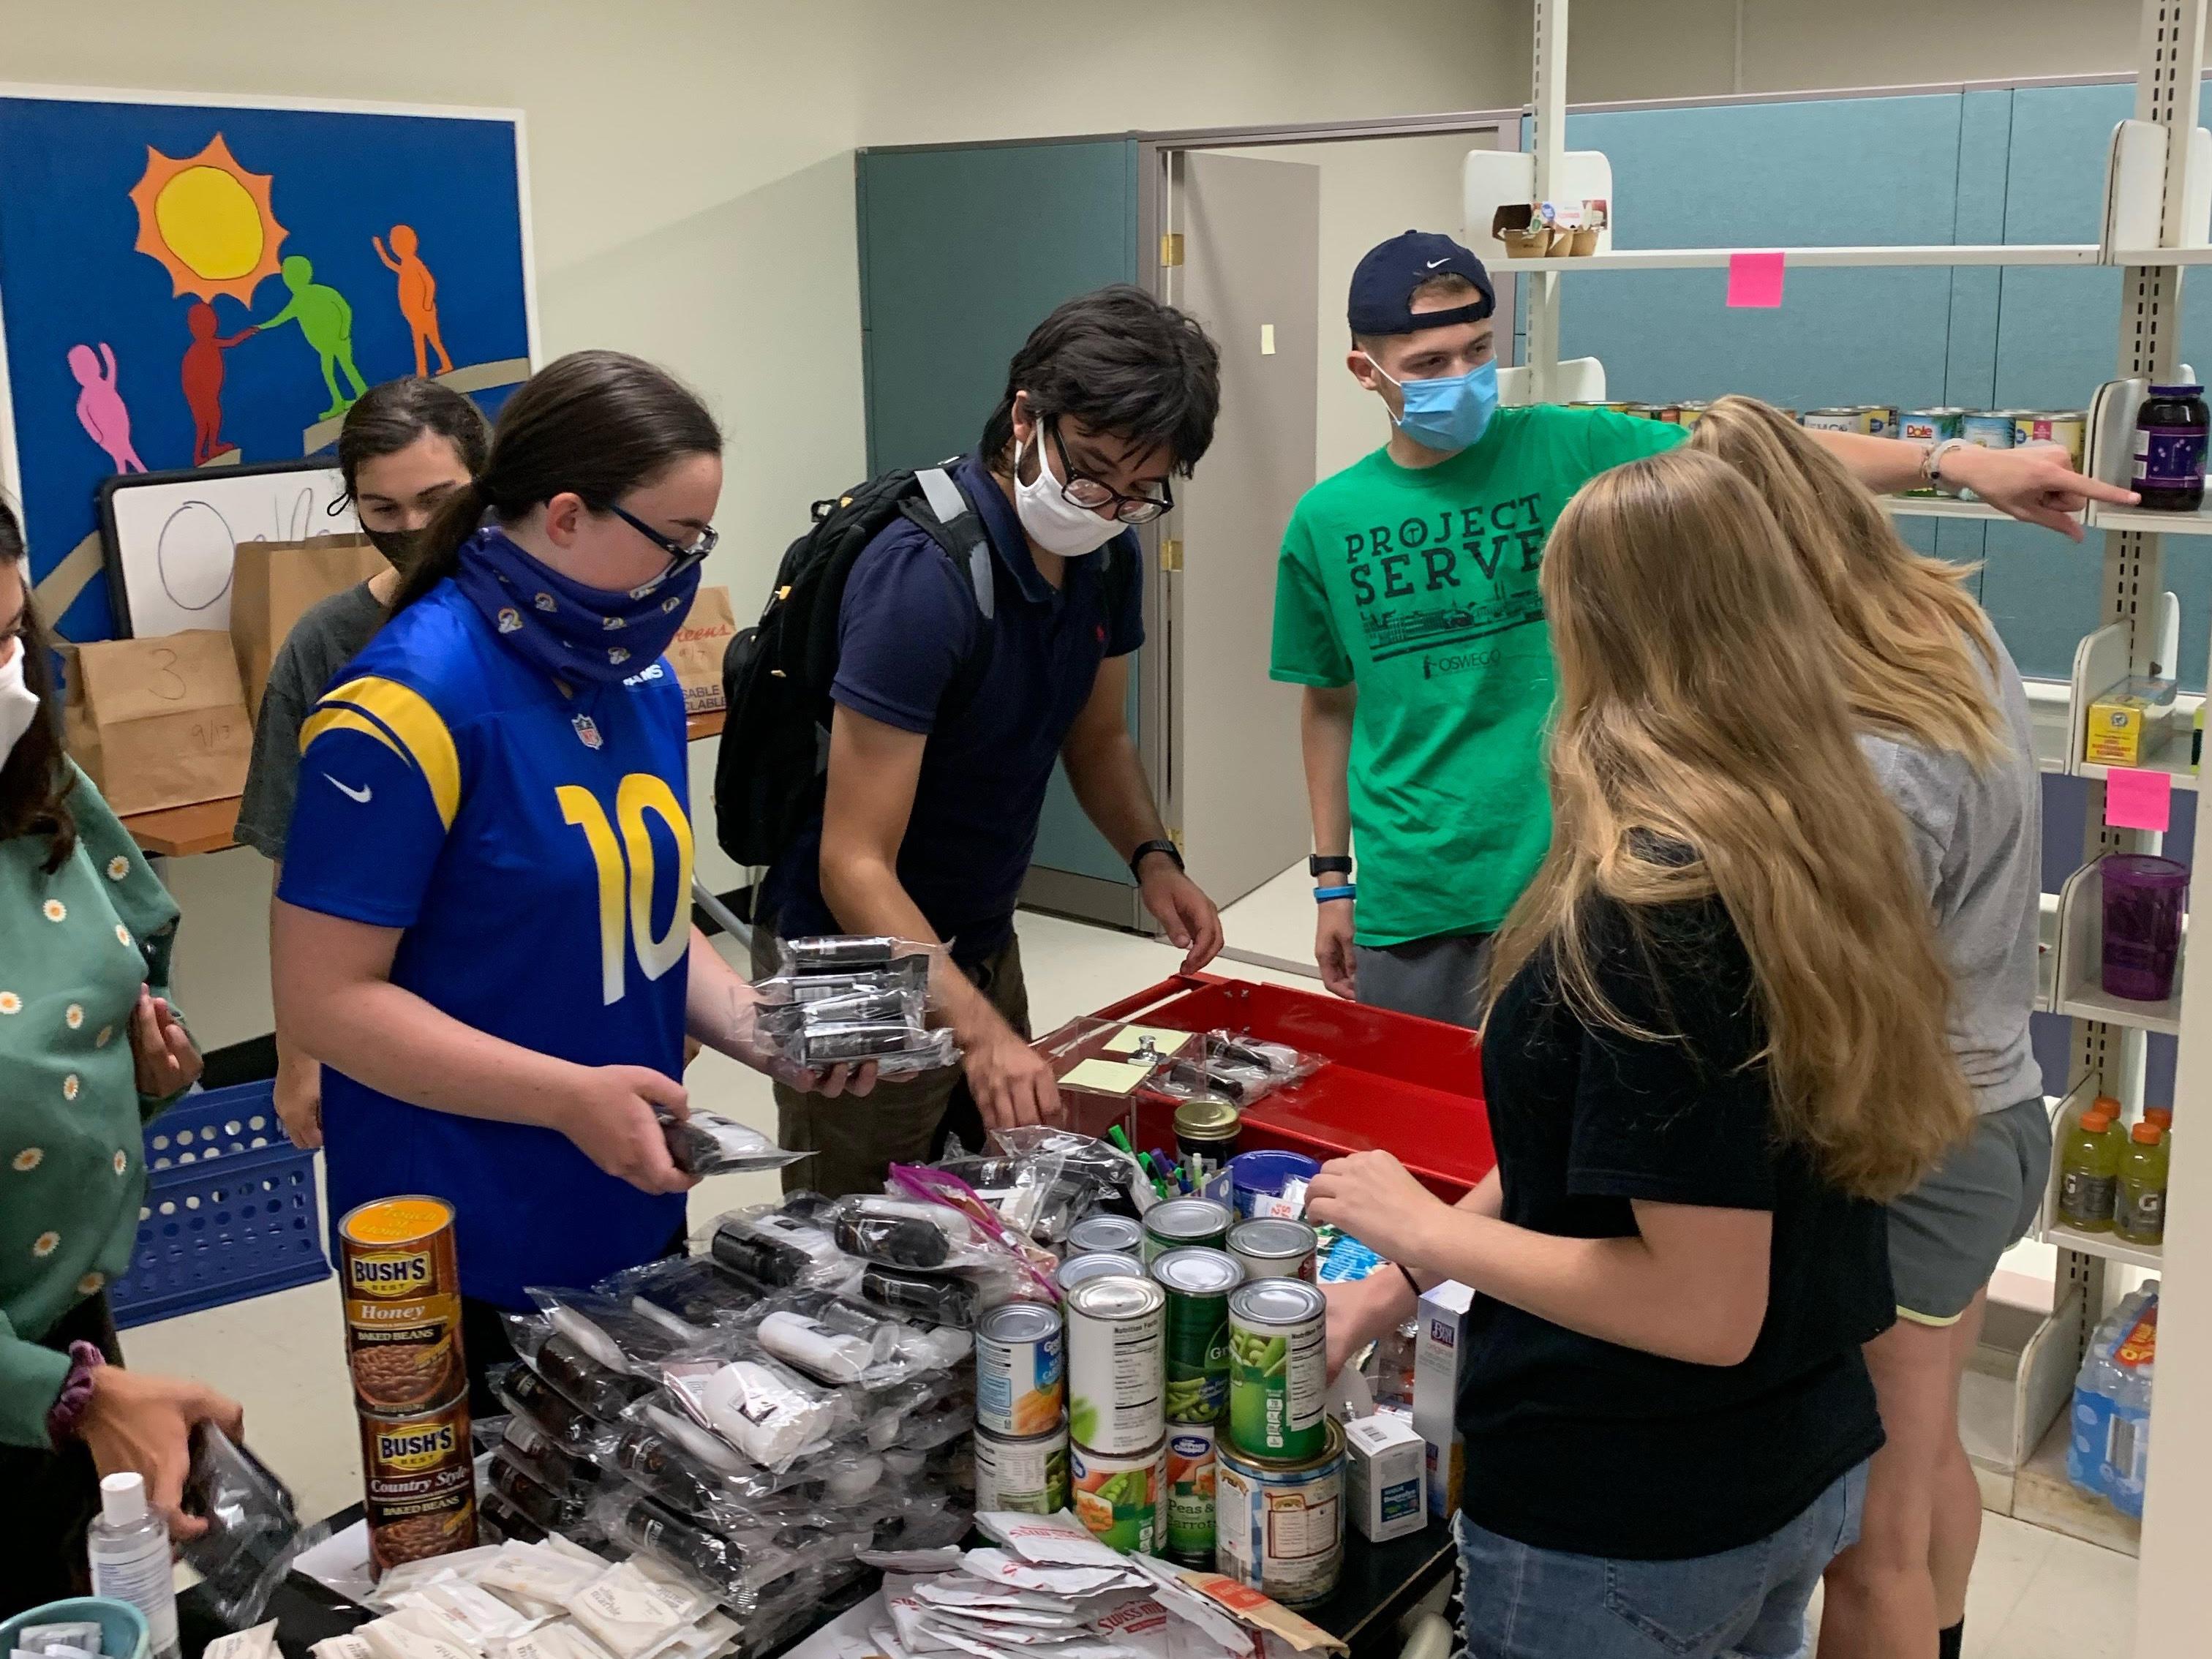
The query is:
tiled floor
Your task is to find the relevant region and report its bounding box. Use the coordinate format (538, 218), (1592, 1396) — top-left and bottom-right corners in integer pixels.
(121, 908), (2139, 1656)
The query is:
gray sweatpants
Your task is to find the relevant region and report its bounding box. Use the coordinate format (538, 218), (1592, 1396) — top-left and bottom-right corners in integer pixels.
(1355, 932), (1496, 1029)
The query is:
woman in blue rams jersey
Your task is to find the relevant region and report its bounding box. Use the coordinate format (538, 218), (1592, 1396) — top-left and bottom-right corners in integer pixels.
(272, 351), (868, 1411)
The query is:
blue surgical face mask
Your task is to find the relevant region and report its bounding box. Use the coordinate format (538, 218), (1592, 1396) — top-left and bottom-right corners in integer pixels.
(1367, 354), (1498, 454)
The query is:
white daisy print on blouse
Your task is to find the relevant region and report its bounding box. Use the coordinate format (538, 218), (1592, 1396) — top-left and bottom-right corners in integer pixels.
(32, 1232), (59, 1257)
(42, 899), (66, 922)
(62, 1075), (79, 1102)
(0, 992), (18, 1015)
(107, 856), (129, 881)
(112, 1149), (127, 1175)
(64, 1004), (83, 1030)
(12, 1148), (41, 1172)
(115, 925), (132, 948)
(77, 1272), (104, 1295)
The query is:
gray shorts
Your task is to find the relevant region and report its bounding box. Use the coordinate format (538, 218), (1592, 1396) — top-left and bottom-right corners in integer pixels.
(1355, 930), (1495, 1030)
(1887, 1096), (2053, 1325)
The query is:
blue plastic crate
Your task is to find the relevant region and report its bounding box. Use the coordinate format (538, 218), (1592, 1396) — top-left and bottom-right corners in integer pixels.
(109, 1080), (330, 1328)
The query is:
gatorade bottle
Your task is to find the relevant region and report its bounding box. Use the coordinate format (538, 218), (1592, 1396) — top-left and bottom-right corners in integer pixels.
(2148, 1105), (2175, 1161)
(2116, 1122), (2170, 1246)
(2058, 1107), (2121, 1232)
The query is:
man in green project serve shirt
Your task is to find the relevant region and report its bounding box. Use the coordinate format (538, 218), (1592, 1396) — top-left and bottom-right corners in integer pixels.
(1273, 230), (2133, 1026)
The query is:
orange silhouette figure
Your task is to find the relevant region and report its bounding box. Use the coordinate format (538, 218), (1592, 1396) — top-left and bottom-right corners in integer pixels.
(180, 301), (256, 465)
(373, 224), (452, 379)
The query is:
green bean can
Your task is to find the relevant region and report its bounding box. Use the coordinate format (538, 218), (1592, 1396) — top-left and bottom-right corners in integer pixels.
(1228, 1279), (1327, 1462)
(1153, 1246), (1242, 1424)
(1143, 1197), (1233, 1265)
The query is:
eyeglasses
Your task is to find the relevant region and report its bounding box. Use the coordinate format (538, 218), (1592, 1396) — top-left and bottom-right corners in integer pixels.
(609, 502), (719, 594)
(1048, 424), (1173, 525)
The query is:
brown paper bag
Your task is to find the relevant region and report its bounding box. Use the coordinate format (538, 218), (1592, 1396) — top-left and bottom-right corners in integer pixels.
(62, 631), (253, 816)
(667, 584), (737, 716)
(229, 533), (390, 717)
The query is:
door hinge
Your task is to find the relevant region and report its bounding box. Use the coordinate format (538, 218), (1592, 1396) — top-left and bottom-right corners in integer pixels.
(1159, 233), (1184, 268)
(1159, 538), (1183, 572)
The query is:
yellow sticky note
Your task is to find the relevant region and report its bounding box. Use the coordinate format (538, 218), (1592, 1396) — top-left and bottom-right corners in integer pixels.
(1061, 1058), (1158, 1096)
(1260, 323), (1276, 356)
(1102, 1024), (1195, 1058)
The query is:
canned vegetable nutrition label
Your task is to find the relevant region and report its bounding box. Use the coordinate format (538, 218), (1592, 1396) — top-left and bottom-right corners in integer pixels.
(1228, 1279), (1328, 1462)
(1066, 1274), (1167, 1455)
(1154, 1246), (1244, 1424)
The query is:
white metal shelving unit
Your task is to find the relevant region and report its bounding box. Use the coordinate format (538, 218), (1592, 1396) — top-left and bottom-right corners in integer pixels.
(1494, 4), (2212, 1639)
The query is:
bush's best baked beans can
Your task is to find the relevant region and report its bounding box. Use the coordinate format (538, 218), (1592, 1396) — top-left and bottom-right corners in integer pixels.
(358, 1393), (477, 1570)
(339, 1196), (464, 1412)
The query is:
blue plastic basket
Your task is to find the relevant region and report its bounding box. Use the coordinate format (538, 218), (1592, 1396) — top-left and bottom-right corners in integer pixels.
(108, 1079), (330, 1328)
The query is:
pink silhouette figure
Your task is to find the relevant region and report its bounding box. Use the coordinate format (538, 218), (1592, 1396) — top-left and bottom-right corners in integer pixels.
(180, 301), (256, 465)
(372, 225), (452, 379)
(68, 343), (146, 474)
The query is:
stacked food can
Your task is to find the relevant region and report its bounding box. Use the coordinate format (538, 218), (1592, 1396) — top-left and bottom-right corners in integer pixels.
(337, 1196), (478, 1570)
(1219, 1274), (1345, 1606)
(974, 1299), (1070, 1518)
(1066, 1274), (1169, 1553)
(1154, 1237), (1241, 1564)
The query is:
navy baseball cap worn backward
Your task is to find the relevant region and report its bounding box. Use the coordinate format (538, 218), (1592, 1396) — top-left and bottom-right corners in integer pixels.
(1348, 230), (1495, 336)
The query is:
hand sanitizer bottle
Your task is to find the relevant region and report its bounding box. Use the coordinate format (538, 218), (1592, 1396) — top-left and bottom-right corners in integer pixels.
(87, 1472), (181, 1659)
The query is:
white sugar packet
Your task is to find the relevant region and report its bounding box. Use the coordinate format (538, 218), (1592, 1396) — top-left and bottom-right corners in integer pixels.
(202, 1622), (281, 1659)
(567, 1560), (715, 1659)
(479, 1541), (606, 1609)
(309, 1636), (375, 1659)
(358, 1611), (480, 1659)
(497, 1623), (620, 1659)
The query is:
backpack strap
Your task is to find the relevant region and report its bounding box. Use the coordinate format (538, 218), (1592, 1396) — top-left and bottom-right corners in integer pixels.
(913, 464), (995, 621)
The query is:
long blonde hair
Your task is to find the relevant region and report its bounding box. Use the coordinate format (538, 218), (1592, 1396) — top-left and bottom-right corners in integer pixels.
(1688, 394), (2004, 767)
(1488, 448), (1973, 1202)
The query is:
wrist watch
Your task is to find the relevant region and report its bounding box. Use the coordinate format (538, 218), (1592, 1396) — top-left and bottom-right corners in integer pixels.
(1922, 437), (1971, 498)
(1309, 854), (1353, 879)
(1129, 838), (1184, 879)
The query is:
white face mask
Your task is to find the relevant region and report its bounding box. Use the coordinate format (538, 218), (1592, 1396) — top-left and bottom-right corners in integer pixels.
(0, 643), (40, 767)
(1011, 426), (1125, 557)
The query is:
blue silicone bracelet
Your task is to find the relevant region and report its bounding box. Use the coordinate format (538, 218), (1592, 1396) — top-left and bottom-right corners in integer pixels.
(1314, 884), (1356, 903)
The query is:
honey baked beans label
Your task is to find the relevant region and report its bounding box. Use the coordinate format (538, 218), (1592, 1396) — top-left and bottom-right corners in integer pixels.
(340, 1197), (464, 1412)
(361, 1399), (477, 1570)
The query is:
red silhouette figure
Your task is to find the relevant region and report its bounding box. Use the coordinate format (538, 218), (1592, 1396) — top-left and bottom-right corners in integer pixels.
(179, 301), (256, 465)
(373, 225), (452, 379)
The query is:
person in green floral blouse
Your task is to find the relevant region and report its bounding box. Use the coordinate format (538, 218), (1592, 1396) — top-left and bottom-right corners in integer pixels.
(0, 509), (244, 1616)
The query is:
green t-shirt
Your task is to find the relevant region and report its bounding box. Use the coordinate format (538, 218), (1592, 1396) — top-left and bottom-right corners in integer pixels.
(1269, 405), (1685, 947)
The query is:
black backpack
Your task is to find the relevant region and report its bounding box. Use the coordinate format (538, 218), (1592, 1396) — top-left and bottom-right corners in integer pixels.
(712, 464), (997, 876)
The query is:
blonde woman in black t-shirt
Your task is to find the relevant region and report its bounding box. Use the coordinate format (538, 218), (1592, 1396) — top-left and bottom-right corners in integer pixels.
(1310, 448), (1975, 1659)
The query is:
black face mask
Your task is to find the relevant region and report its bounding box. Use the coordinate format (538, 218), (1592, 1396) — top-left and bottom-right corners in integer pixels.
(364, 526), (421, 565)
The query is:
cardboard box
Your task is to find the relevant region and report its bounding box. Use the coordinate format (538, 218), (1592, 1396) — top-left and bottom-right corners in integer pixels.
(1342, 1412), (1426, 1543)
(1412, 1281), (1475, 1519)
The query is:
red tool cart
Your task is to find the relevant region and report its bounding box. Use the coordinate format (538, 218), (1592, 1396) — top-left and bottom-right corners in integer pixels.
(1051, 972), (1495, 1201)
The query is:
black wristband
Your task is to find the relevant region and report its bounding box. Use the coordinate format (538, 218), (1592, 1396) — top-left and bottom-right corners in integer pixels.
(1395, 1262), (1422, 1306)
(1130, 838), (1184, 879)
(1309, 854), (1353, 879)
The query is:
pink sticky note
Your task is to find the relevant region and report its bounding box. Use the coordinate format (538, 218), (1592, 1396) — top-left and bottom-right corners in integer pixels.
(1726, 251), (1786, 308)
(2106, 766), (2173, 833)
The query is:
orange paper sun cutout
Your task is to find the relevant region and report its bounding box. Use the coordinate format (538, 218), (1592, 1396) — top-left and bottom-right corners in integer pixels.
(128, 134), (287, 306)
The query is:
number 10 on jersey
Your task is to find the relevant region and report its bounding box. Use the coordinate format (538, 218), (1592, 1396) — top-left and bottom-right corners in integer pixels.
(557, 775), (694, 1004)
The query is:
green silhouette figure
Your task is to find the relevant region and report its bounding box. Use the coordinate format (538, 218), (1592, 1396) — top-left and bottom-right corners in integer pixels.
(256, 254), (368, 420)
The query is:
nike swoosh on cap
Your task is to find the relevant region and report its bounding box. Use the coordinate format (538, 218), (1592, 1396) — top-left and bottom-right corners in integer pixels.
(326, 775), (372, 804)
(1426, 257), (1449, 268)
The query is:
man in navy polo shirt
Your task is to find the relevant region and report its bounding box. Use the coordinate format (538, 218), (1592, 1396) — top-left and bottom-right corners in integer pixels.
(757, 284), (1226, 1195)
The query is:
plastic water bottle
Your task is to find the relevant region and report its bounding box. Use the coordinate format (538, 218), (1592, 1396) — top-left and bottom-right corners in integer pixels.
(87, 1472), (181, 1659)
(2104, 1287), (2159, 1518)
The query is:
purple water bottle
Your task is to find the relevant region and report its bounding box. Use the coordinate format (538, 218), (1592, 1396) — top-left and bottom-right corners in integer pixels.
(2102, 854), (2189, 1001)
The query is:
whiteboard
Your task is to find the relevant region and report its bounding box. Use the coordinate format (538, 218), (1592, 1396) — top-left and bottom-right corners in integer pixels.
(97, 459), (361, 637)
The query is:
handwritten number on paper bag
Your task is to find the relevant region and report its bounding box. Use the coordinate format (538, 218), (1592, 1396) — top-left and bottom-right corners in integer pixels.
(150, 646), (187, 701)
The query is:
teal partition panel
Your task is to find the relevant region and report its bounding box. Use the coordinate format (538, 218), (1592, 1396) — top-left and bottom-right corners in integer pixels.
(856, 140), (1143, 893)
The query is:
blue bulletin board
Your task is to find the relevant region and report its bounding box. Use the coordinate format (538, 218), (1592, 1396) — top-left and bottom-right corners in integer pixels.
(0, 88), (538, 642)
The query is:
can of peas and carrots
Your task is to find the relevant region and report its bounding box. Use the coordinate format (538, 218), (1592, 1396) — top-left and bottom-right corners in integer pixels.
(1228, 1279), (1328, 1462)
(976, 1300), (1066, 1439)
(1164, 1421), (1220, 1564)
(1065, 1274), (1166, 1456)
(1228, 1218), (1319, 1284)
(1143, 1197), (1233, 1265)
(1154, 1246), (1243, 1425)
(1066, 1215), (1145, 1259)
(1071, 1437), (1166, 1554)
